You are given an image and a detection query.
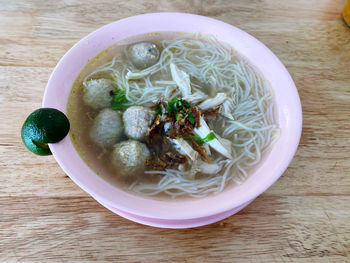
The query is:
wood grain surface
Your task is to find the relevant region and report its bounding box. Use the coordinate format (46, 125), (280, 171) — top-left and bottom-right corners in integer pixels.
(1, 0), (350, 262)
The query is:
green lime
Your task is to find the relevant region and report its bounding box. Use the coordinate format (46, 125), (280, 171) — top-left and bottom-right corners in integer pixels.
(21, 108), (70, 156)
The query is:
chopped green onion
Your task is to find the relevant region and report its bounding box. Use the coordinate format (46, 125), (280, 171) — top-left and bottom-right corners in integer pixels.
(187, 111), (196, 124)
(167, 98), (185, 114)
(203, 132), (217, 142)
(167, 98), (177, 114)
(111, 89), (129, 110)
(194, 134), (205, 144)
(176, 100), (183, 108)
(194, 132), (217, 144)
(155, 106), (162, 115)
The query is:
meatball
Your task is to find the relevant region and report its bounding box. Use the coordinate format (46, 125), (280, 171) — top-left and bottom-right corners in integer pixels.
(111, 140), (150, 177)
(128, 42), (160, 70)
(90, 109), (123, 149)
(83, 78), (114, 110)
(123, 106), (154, 141)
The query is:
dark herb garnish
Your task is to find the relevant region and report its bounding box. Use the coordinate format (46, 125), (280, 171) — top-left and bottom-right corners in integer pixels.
(167, 98), (184, 114)
(155, 106), (162, 115)
(187, 111), (196, 124)
(111, 89), (129, 110)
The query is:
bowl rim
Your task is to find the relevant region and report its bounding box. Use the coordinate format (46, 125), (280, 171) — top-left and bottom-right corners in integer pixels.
(43, 12), (302, 220)
(98, 198), (255, 229)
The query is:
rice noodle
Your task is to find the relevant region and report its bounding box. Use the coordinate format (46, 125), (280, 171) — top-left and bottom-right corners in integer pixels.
(84, 34), (279, 198)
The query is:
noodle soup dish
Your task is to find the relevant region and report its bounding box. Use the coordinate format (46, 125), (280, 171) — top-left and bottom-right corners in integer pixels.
(43, 13), (302, 225)
(67, 32), (279, 200)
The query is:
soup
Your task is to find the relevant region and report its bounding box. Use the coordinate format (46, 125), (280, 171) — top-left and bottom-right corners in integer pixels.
(67, 32), (279, 199)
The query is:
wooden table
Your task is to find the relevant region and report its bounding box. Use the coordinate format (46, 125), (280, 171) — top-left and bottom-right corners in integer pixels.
(1, 0), (349, 262)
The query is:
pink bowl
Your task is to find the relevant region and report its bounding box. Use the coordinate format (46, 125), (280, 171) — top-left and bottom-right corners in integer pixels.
(96, 197), (255, 229)
(43, 13), (302, 227)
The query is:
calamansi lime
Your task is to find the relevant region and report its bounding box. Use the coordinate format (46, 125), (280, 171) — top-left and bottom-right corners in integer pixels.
(21, 108), (70, 155)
